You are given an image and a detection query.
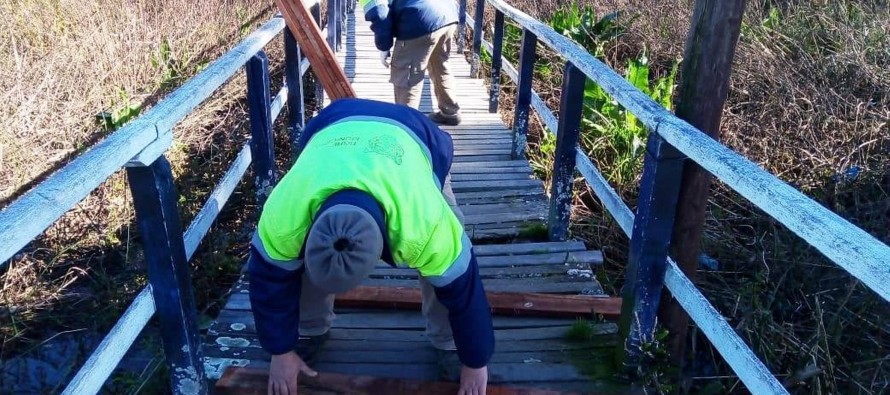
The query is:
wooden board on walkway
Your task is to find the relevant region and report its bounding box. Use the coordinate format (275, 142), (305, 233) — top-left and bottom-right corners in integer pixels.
(216, 367), (608, 394)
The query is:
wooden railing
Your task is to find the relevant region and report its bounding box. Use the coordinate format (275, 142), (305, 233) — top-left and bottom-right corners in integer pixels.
(458, 0), (890, 393)
(0, 1), (349, 393)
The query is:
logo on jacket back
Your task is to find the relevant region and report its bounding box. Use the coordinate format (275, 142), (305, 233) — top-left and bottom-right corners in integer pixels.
(365, 135), (404, 165)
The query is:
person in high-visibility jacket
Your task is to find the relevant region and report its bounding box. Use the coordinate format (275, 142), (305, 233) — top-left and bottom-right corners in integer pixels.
(248, 98), (494, 394)
(361, 0), (462, 125)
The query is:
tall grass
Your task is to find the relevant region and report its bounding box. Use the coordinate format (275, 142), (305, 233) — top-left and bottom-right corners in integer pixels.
(0, 0), (282, 388)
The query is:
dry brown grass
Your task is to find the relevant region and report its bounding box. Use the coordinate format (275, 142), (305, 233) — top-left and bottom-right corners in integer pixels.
(0, 0), (289, 373)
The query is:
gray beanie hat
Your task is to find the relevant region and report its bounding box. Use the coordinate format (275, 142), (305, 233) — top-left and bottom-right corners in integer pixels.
(304, 204), (383, 294)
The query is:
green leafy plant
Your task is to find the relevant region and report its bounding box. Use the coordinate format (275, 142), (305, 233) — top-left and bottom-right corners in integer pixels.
(580, 54), (679, 186)
(96, 88), (142, 131)
(550, 5), (624, 57)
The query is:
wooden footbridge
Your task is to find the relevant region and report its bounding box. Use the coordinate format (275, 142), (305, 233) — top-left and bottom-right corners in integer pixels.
(1, 0), (887, 394)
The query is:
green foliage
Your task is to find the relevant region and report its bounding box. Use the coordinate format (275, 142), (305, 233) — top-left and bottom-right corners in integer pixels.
(580, 55), (679, 186)
(638, 328), (678, 394)
(550, 5), (624, 57)
(150, 37), (206, 91)
(235, 6), (252, 37)
(96, 89), (142, 132)
(503, 2), (678, 191)
(565, 319), (596, 342)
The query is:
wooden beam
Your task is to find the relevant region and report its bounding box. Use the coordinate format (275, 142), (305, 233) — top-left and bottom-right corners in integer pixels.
(661, 0), (747, 370)
(274, 0), (355, 100)
(215, 367), (591, 395)
(335, 287), (621, 319)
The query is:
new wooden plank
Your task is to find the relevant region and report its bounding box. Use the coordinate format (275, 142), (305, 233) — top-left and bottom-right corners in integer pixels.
(335, 287), (621, 318)
(275, 0), (354, 99)
(370, 263), (581, 279)
(215, 367), (592, 395)
(360, 278), (602, 294)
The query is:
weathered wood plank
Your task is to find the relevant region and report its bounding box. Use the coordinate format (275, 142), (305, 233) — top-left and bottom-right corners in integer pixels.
(473, 241), (587, 256)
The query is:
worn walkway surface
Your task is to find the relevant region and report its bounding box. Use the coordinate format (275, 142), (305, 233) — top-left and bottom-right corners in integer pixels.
(204, 9), (622, 393)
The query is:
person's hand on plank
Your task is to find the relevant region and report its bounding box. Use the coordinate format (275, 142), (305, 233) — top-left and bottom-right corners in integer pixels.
(458, 365), (488, 395)
(268, 351), (317, 395)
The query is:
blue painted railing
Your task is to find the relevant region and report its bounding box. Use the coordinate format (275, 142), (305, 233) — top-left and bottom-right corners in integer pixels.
(459, 0), (890, 393)
(0, 1), (348, 393)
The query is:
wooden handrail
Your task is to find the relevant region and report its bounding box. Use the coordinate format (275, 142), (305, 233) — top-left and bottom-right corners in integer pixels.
(472, 0), (890, 302)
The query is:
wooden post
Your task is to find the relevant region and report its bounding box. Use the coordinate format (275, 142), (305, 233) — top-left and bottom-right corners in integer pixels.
(660, 0), (747, 369)
(457, 0), (468, 54)
(547, 62), (584, 242)
(488, 10), (505, 113)
(246, 51), (277, 207)
(511, 29), (537, 160)
(284, 30), (305, 162)
(616, 132), (685, 375)
(470, 0), (485, 77)
(126, 156), (207, 395)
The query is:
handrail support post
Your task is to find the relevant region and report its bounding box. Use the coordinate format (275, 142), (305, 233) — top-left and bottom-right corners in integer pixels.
(457, 0), (468, 54)
(547, 62), (585, 241)
(246, 51), (277, 208)
(284, 30), (306, 162)
(126, 156), (207, 395)
(616, 130), (685, 376)
(470, 0), (485, 77)
(511, 28), (537, 159)
(488, 10), (505, 113)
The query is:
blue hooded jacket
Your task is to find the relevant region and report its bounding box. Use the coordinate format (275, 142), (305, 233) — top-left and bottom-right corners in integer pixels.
(361, 0), (460, 51)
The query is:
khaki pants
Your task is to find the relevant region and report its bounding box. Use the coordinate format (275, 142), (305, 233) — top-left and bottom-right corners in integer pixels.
(299, 176), (464, 351)
(390, 24), (461, 115)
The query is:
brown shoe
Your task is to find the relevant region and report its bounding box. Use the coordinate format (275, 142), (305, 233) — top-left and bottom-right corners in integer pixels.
(428, 111), (461, 126)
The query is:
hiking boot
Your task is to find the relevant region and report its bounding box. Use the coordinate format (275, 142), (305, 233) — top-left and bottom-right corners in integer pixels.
(428, 111), (461, 126)
(294, 332), (329, 364)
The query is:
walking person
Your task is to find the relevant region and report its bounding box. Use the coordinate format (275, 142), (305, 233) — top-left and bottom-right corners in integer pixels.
(362, 0), (463, 125)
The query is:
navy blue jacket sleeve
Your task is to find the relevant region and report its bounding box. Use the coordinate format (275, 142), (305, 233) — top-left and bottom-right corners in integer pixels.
(247, 246), (303, 355)
(432, 252), (495, 368)
(364, 2), (395, 51)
